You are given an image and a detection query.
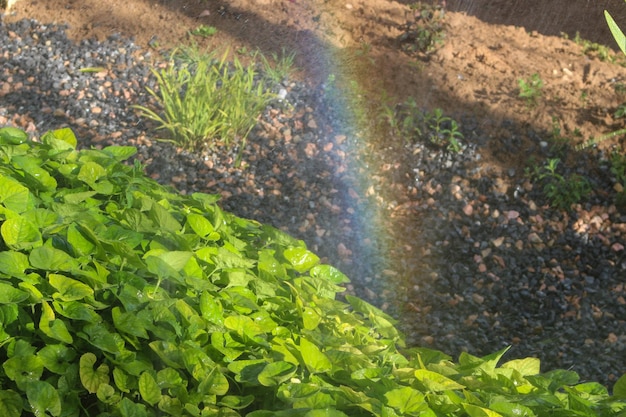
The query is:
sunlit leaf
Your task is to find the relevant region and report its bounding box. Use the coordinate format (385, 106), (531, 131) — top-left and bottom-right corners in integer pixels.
(26, 381), (61, 417)
(39, 300), (73, 343)
(0, 390), (22, 417)
(0, 282), (29, 304)
(200, 291), (224, 325)
(384, 386), (426, 413)
(77, 161), (106, 186)
(310, 264), (349, 284)
(53, 300), (101, 322)
(118, 397), (148, 417)
(606, 10), (626, 55)
(48, 127), (77, 148)
(300, 337), (332, 374)
(96, 383), (120, 405)
(197, 368), (229, 395)
(67, 223), (97, 256)
(3, 355), (44, 389)
(614, 373), (626, 399)
(464, 404), (504, 417)
(149, 201), (182, 232)
(0, 175), (30, 212)
(414, 369), (465, 392)
(489, 401), (535, 417)
(217, 395), (255, 410)
(112, 306), (150, 339)
(79, 352), (110, 394)
(258, 361), (297, 386)
(11, 155), (57, 191)
(284, 247), (320, 273)
(29, 245), (78, 272)
(186, 213), (220, 240)
(501, 357), (540, 377)
(158, 395), (183, 415)
(139, 372), (162, 406)
(79, 323), (121, 354)
(38, 344), (76, 374)
(1, 217), (42, 250)
(0, 126), (28, 144)
(49, 273), (94, 301)
(103, 145), (137, 161)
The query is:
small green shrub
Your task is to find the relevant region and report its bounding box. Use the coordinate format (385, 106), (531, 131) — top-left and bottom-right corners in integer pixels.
(134, 47), (274, 158)
(517, 73), (543, 107)
(381, 98), (463, 152)
(532, 158), (591, 210)
(398, 1), (446, 56)
(1, 126), (625, 416)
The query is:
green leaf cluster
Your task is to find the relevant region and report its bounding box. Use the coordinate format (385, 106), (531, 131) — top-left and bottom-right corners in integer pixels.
(0, 126), (625, 416)
(531, 158), (591, 210)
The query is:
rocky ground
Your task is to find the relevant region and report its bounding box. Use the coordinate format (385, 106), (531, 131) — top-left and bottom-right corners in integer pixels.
(2, 0), (626, 387)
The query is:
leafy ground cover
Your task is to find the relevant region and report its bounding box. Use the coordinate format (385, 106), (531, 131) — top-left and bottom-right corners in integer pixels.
(1, 125), (626, 416)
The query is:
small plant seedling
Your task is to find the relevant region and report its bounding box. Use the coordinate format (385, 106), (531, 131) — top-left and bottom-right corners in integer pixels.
(189, 25), (218, 37)
(425, 108), (463, 152)
(533, 158), (591, 209)
(381, 97), (463, 152)
(518, 73), (544, 107)
(398, 1), (447, 56)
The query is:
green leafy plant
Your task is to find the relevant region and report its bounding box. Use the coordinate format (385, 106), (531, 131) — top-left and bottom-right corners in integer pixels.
(518, 73), (544, 107)
(134, 46), (274, 163)
(1, 126), (626, 416)
(398, 1), (446, 57)
(189, 25), (218, 38)
(381, 97), (463, 152)
(533, 158), (592, 210)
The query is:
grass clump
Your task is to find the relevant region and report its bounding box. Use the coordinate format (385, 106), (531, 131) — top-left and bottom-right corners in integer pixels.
(256, 48), (296, 85)
(134, 46), (274, 159)
(1, 126), (626, 416)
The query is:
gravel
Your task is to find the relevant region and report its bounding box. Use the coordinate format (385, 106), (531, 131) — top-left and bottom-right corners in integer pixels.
(1, 17), (625, 388)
